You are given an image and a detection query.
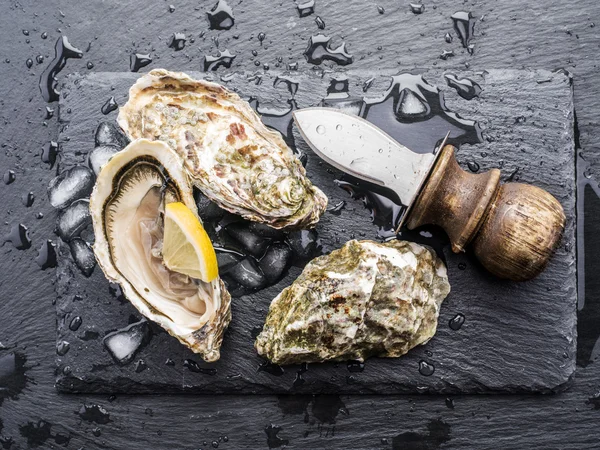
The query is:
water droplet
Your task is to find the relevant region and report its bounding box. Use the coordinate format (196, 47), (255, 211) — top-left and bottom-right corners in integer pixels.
(410, 3), (425, 14)
(347, 360), (365, 372)
(92, 427), (101, 437)
(22, 29), (29, 36)
(41, 32), (48, 39)
(467, 161), (480, 172)
(258, 361), (285, 376)
(418, 360), (435, 376)
(445, 73), (482, 100)
(41, 141), (59, 167)
(378, 148), (384, 153)
(316, 124), (326, 134)
(204, 49), (236, 71)
(78, 404), (111, 425)
(101, 96), (118, 115)
(69, 316), (83, 331)
(449, 313), (465, 331)
(44, 106), (55, 120)
(39, 36), (83, 102)
(327, 200), (345, 216)
(86, 61), (94, 69)
(361, 73), (482, 153)
(130, 53), (152, 72)
(36, 240), (58, 269)
(445, 398), (455, 409)
(4, 170), (16, 185)
(168, 32), (186, 51)
(377, 5), (385, 14)
(4, 223), (31, 250)
(56, 340), (70, 356)
(168, 4), (175, 12)
(26, 58), (33, 68)
(273, 75), (299, 97)
(183, 359), (217, 375)
(296, 0), (315, 17)
(362, 76), (375, 92)
(304, 34), (353, 66)
(258, 32), (266, 43)
(36, 55), (44, 64)
(207, 0), (235, 30)
(444, 32), (453, 43)
(440, 50), (455, 60)
(21, 191), (35, 207)
(451, 11), (476, 49)
(265, 425), (289, 448)
(315, 16), (325, 29)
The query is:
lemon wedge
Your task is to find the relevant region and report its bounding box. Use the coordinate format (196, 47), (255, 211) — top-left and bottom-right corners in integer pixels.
(162, 202), (218, 283)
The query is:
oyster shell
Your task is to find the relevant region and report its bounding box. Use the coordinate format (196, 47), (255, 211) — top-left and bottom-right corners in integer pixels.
(117, 69), (328, 229)
(90, 138), (231, 362)
(255, 239), (450, 365)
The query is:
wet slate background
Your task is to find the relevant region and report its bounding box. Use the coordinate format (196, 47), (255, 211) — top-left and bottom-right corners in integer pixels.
(54, 69), (576, 395)
(1, 0), (600, 448)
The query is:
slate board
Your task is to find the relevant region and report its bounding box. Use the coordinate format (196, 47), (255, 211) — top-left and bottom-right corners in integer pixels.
(54, 69), (576, 394)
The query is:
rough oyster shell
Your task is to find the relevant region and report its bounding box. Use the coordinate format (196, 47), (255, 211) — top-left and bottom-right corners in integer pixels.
(90, 138), (231, 362)
(255, 239), (450, 365)
(117, 69), (328, 229)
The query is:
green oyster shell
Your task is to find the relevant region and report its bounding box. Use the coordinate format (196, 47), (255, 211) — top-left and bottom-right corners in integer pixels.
(255, 239), (451, 365)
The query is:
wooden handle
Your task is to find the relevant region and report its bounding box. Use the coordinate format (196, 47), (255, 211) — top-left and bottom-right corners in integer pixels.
(406, 145), (566, 281)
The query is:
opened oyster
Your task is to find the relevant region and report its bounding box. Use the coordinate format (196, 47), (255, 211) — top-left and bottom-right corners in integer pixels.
(90, 138), (231, 362)
(255, 239), (450, 365)
(117, 69), (328, 229)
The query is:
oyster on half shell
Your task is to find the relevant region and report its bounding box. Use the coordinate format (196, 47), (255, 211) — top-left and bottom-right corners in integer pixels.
(117, 69), (327, 229)
(90, 138), (231, 362)
(255, 239), (450, 365)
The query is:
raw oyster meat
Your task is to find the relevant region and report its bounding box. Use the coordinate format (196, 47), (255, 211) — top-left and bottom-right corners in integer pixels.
(117, 69), (327, 229)
(255, 239), (450, 365)
(90, 138), (231, 362)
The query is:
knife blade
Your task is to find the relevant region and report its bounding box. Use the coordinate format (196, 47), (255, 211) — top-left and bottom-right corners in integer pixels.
(293, 107), (443, 227)
(293, 106), (566, 282)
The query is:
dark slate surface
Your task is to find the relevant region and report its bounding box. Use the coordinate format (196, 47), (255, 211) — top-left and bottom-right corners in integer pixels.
(54, 69), (576, 394)
(2, 0), (600, 448)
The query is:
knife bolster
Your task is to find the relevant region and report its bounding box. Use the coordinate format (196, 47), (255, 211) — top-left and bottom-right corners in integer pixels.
(407, 145), (500, 253)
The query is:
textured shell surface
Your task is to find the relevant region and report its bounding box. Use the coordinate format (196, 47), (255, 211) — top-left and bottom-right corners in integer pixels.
(255, 239), (450, 365)
(89, 138), (231, 362)
(117, 69), (328, 229)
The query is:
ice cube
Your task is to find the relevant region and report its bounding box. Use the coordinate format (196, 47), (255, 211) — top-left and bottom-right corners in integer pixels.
(248, 222), (286, 240)
(286, 229), (321, 260)
(215, 248), (243, 274)
(69, 238), (96, 277)
(48, 166), (95, 210)
(56, 199), (91, 242)
(88, 145), (119, 175)
(227, 257), (267, 290)
(194, 189), (226, 222)
(103, 320), (152, 365)
(94, 121), (129, 149)
(225, 223), (271, 258)
(259, 243), (293, 284)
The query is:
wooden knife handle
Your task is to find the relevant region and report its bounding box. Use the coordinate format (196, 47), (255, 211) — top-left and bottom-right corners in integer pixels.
(406, 145), (566, 281)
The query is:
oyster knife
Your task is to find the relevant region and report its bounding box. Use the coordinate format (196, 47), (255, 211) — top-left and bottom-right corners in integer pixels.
(293, 107), (566, 282)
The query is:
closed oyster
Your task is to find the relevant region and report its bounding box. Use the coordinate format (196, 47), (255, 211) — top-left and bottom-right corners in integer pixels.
(90, 138), (231, 362)
(117, 69), (328, 229)
(255, 239), (450, 365)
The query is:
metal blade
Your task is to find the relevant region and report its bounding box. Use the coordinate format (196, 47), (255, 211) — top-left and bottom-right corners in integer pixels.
(293, 107), (438, 208)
